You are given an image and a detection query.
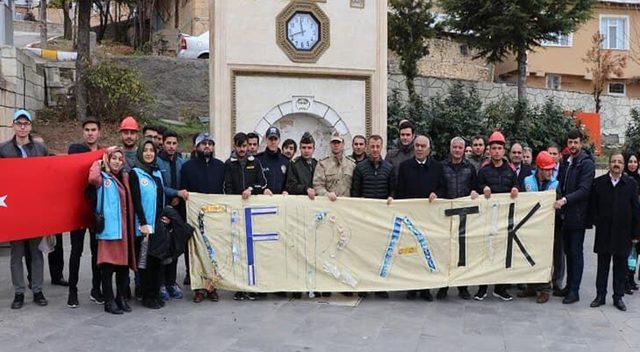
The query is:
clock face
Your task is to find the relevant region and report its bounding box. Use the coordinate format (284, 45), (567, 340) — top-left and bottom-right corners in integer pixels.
(286, 12), (320, 51)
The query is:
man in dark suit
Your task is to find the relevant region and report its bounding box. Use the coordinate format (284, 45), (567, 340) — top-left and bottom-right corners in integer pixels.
(396, 135), (444, 301)
(588, 152), (640, 311)
(509, 142), (533, 191)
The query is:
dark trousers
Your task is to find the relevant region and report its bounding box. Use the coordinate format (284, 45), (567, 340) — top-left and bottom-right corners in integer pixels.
(184, 240), (190, 279)
(478, 284), (508, 293)
(140, 255), (162, 301)
(48, 234), (64, 281)
(100, 263), (129, 303)
(176, 202), (190, 279)
(25, 234), (64, 283)
(563, 228), (585, 295)
(68, 229), (101, 293)
(596, 253), (626, 299)
(552, 224), (565, 288)
(162, 259), (178, 286)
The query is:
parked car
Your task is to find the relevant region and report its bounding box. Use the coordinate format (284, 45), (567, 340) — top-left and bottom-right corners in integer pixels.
(177, 31), (209, 59)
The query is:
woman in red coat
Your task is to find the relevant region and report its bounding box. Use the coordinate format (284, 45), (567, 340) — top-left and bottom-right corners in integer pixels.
(89, 147), (137, 314)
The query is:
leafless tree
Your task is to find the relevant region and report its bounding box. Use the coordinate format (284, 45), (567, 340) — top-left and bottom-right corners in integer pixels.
(583, 32), (627, 113)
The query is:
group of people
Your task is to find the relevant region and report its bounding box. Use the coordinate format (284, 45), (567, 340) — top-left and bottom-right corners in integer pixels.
(1, 110), (638, 314)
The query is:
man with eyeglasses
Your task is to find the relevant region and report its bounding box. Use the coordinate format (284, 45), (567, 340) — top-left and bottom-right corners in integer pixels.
(0, 110), (49, 309)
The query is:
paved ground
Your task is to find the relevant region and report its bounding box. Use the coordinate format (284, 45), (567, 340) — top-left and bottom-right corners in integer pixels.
(0, 229), (638, 352)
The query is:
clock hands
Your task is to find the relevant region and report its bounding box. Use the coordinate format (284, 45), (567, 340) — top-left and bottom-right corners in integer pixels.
(290, 29), (306, 37)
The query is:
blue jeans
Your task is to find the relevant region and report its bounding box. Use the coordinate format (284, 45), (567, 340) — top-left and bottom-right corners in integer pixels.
(563, 229), (585, 295)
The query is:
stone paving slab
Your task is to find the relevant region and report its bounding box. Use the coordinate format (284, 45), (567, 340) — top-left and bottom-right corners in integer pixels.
(0, 229), (638, 352)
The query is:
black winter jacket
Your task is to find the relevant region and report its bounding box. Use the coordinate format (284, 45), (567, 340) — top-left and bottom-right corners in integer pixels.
(223, 155), (267, 195)
(256, 148), (289, 194)
(148, 206), (194, 261)
(351, 158), (396, 199)
(285, 156), (317, 195)
(68, 143), (93, 155)
(477, 161), (517, 194)
(558, 150), (596, 230)
(180, 155), (225, 194)
(589, 174), (639, 255)
(441, 158), (477, 199)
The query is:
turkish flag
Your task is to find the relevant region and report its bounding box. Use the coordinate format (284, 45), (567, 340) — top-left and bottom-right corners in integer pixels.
(0, 150), (104, 242)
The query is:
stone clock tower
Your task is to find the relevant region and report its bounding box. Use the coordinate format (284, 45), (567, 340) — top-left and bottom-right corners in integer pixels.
(209, 0), (387, 158)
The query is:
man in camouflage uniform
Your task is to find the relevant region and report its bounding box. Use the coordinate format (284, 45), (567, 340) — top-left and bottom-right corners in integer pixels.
(312, 132), (355, 297)
(313, 133), (356, 201)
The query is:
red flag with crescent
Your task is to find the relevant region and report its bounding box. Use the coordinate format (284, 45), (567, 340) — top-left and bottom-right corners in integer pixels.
(0, 150), (104, 241)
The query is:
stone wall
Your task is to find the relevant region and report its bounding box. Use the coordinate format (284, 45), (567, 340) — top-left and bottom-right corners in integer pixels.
(0, 46), (45, 141)
(388, 38), (493, 82)
(388, 74), (639, 145)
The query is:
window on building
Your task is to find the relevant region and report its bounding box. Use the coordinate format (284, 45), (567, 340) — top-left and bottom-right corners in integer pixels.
(608, 82), (626, 96)
(542, 33), (572, 47)
(546, 75), (561, 90)
(600, 16), (628, 50)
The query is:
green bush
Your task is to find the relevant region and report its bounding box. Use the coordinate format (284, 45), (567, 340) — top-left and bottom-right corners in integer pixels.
(624, 108), (640, 155)
(388, 83), (583, 159)
(427, 82), (486, 158)
(86, 61), (153, 122)
(485, 98), (580, 152)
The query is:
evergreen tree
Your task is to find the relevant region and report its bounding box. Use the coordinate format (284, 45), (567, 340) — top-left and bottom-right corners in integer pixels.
(388, 0), (439, 103)
(440, 0), (595, 103)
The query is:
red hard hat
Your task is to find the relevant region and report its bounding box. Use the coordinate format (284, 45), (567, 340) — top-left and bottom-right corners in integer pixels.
(536, 151), (556, 170)
(488, 131), (506, 145)
(119, 116), (139, 131)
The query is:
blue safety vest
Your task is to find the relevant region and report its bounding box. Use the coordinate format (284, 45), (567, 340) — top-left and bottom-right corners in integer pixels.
(133, 168), (164, 237)
(96, 172), (123, 241)
(523, 171), (558, 192)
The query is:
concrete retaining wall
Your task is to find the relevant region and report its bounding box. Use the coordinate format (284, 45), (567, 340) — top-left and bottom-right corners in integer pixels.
(0, 45), (46, 141)
(13, 20), (63, 34)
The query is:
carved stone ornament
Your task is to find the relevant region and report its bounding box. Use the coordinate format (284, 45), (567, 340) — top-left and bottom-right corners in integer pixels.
(350, 0), (365, 9)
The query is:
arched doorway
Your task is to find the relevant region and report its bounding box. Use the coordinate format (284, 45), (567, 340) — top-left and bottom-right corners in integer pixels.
(253, 99), (352, 159)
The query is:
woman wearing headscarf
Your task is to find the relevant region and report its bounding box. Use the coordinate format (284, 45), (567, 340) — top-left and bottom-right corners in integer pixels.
(129, 139), (166, 309)
(88, 147), (137, 314)
(624, 152), (640, 294)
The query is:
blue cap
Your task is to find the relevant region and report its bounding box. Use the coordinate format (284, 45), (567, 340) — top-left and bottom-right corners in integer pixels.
(13, 109), (32, 122)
